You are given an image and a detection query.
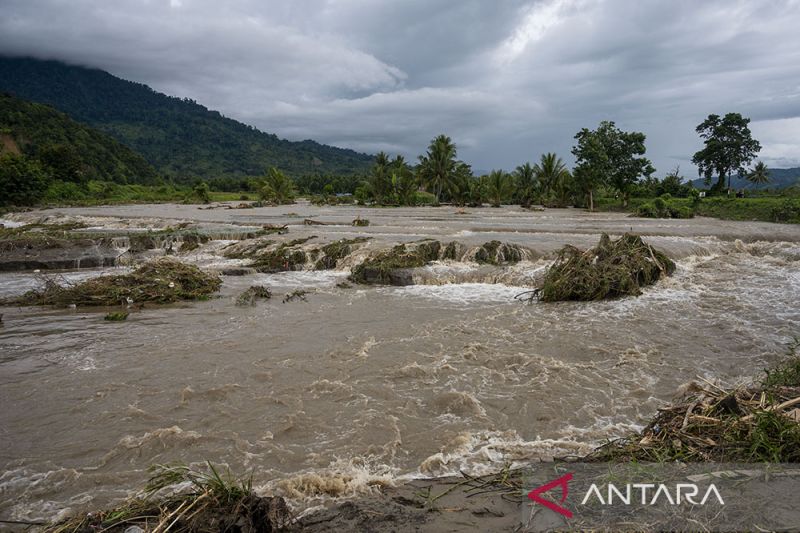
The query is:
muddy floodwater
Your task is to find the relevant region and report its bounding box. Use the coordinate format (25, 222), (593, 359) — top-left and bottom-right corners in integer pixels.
(1, 203), (799, 523)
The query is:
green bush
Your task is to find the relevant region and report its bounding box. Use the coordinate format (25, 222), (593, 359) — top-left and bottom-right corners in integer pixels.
(636, 202), (657, 217)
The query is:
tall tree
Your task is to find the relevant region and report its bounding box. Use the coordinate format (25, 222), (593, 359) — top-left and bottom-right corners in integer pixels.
(691, 113), (761, 192)
(418, 134), (458, 203)
(533, 153), (570, 202)
(258, 167), (296, 204)
(485, 170), (513, 207)
(747, 161), (770, 185)
(390, 155), (417, 205)
(368, 151), (393, 204)
(513, 162), (538, 207)
(572, 122), (653, 209)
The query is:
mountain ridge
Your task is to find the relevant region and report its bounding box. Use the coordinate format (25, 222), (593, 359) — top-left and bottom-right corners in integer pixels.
(0, 56), (374, 183)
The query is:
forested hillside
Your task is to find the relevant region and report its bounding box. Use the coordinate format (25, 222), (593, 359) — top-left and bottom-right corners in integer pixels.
(0, 57), (373, 182)
(0, 93), (159, 185)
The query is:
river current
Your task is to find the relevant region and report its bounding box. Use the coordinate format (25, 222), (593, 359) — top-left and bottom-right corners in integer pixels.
(1, 203), (798, 522)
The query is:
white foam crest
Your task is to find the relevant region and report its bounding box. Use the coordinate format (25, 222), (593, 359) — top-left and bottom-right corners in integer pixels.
(387, 283), (527, 306)
(252, 269), (349, 288)
(415, 430), (593, 478)
(261, 457), (398, 505)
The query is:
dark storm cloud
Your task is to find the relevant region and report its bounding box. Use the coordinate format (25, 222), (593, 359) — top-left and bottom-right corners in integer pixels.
(1, 0), (799, 171)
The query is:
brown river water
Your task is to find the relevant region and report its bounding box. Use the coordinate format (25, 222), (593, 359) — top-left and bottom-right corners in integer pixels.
(1, 203), (799, 523)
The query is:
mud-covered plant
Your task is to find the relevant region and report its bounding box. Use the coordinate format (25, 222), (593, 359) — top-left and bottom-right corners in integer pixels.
(537, 233), (675, 301)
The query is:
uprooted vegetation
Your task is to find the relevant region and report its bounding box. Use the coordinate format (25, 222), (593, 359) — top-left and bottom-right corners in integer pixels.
(535, 233), (675, 302)
(590, 341), (800, 462)
(350, 240), (442, 284)
(472, 240), (526, 265)
(349, 239), (532, 285)
(235, 285), (272, 306)
(45, 462), (291, 532)
(313, 237), (370, 270)
(5, 258), (222, 307)
(224, 237), (371, 273)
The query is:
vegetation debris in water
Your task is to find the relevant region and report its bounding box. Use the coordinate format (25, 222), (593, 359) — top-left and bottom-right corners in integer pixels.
(536, 233), (675, 301)
(6, 258), (221, 307)
(103, 311), (129, 321)
(235, 285), (272, 306)
(473, 240), (525, 265)
(282, 290), (309, 303)
(313, 237), (369, 270)
(45, 462), (291, 532)
(350, 240), (441, 285)
(589, 340), (800, 462)
(352, 216), (370, 227)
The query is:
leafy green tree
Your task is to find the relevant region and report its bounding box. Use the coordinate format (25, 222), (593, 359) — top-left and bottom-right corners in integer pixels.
(657, 166), (688, 197)
(418, 134), (458, 203)
(0, 153), (50, 206)
(192, 182), (211, 203)
(485, 170), (513, 207)
(691, 113), (761, 192)
(38, 144), (85, 183)
(533, 153), (570, 203)
(572, 122), (654, 209)
(747, 161), (770, 185)
(258, 167), (296, 204)
(513, 162), (538, 207)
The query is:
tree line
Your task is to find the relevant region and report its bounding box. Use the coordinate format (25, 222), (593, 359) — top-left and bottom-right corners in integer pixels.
(310, 112), (766, 209)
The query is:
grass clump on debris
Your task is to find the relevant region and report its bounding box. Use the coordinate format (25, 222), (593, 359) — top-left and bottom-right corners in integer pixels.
(45, 462), (291, 533)
(589, 340), (800, 463)
(6, 259), (221, 307)
(536, 233), (675, 302)
(350, 240), (441, 284)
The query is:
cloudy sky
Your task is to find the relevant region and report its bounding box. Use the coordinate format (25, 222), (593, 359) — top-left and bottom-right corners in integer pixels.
(2, 0), (799, 173)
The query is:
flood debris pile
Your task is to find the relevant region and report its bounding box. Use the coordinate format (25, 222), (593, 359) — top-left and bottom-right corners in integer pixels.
(7, 258), (222, 307)
(351, 217), (370, 227)
(350, 240), (442, 285)
(235, 285), (272, 306)
(224, 237), (315, 273)
(590, 343), (800, 462)
(473, 240), (526, 265)
(313, 238), (370, 270)
(45, 463), (291, 533)
(536, 233), (675, 301)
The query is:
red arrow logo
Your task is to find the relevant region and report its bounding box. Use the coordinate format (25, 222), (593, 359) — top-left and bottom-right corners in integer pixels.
(527, 472), (574, 518)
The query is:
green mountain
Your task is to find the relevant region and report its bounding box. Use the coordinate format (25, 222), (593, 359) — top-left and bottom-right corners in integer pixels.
(0, 92), (159, 184)
(0, 56), (373, 182)
(688, 167), (800, 191)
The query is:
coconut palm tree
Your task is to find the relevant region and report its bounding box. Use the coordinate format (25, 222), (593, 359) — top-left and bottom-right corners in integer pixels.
(747, 161), (770, 185)
(391, 155), (417, 205)
(533, 153), (570, 201)
(368, 152), (393, 204)
(513, 162), (538, 207)
(418, 134), (458, 204)
(485, 170), (513, 207)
